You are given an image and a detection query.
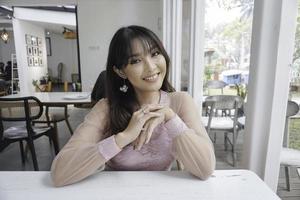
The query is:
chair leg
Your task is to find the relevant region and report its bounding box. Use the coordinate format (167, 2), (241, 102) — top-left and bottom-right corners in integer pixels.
(64, 105), (73, 135)
(19, 141), (26, 164)
(50, 125), (60, 155)
(224, 132), (228, 151)
(284, 166), (291, 191)
(65, 118), (73, 135)
(27, 139), (39, 171)
(232, 132), (237, 167)
(52, 122), (60, 150)
(213, 132), (216, 143)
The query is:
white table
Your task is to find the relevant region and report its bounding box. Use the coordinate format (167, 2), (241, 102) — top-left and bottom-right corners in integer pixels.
(2, 92), (91, 136)
(0, 170), (280, 200)
(4, 92), (91, 105)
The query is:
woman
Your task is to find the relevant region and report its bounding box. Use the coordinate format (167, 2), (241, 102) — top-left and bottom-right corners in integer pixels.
(51, 25), (215, 187)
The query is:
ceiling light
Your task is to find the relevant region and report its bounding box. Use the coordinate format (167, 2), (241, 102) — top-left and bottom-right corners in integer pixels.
(0, 29), (9, 43)
(62, 27), (76, 39)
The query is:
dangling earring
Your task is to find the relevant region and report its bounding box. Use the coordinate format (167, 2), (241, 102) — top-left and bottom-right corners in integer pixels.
(119, 78), (128, 93)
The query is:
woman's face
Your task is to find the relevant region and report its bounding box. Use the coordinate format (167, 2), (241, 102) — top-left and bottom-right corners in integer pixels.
(121, 39), (167, 94)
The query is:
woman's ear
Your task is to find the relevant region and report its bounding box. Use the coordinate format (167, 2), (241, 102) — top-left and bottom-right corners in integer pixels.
(113, 66), (127, 79)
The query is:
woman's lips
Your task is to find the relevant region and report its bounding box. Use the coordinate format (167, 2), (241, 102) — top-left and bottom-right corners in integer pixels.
(143, 73), (160, 82)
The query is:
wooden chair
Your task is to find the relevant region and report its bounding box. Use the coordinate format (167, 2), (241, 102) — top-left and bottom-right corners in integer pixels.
(33, 81), (73, 139)
(280, 100), (300, 191)
(33, 105), (73, 138)
(0, 96), (59, 170)
(202, 95), (244, 166)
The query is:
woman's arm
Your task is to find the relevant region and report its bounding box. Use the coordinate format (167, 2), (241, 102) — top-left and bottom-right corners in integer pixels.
(51, 99), (113, 187)
(169, 92), (216, 180)
(51, 100), (164, 187)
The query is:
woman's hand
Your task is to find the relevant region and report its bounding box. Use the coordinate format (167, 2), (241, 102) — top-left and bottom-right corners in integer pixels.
(115, 104), (163, 149)
(134, 106), (175, 150)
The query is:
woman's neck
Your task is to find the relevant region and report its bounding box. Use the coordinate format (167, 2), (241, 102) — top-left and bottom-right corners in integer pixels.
(135, 90), (161, 106)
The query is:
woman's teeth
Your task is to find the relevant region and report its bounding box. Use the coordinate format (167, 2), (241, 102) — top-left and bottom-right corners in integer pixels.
(144, 73), (159, 81)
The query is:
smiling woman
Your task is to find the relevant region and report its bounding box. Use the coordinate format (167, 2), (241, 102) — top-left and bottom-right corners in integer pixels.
(50, 25), (216, 187)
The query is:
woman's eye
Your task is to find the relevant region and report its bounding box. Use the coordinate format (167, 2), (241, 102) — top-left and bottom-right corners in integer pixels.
(129, 58), (141, 64)
(152, 51), (160, 57)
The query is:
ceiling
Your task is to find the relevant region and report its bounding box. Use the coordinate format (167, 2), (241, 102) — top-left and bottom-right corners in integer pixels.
(0, 6), (13, 30)
(0, 6), (76, 34)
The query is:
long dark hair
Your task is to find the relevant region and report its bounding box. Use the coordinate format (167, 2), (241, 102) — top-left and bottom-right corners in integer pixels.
(106, 25), (175, 135)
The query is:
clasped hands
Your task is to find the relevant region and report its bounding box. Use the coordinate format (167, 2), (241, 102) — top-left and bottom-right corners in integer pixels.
(115, 104), (175, 150)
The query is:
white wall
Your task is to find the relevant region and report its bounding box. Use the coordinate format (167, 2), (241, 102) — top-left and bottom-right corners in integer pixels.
(0, 30), (16, 64)
(77, 0), (163, 91)
(12, 19), (48, 93)
(47, 33), (78, 82)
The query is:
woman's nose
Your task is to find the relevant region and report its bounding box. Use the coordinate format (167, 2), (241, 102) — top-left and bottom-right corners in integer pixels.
(144, 57), (156, 71)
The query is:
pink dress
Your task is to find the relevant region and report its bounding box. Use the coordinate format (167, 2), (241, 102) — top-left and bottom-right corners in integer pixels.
(98, 91), (189, 170)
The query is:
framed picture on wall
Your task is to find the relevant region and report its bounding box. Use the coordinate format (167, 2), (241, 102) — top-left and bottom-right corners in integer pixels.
(25, 34), (32, 45)
(31, 36), (37, 46)
(28, 57), (33, 66)
(27, 46), (33, 56)
(38, 48), (43, 56)
(37, 38), (42, 46)
(38, 58), (43, 66)
(33, 47), (38, 56)
(46, 37), (52, 56)
(33, 57), (39, 66)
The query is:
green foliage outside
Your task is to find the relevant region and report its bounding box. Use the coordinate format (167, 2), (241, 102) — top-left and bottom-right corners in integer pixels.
(289, 119), (300, 150)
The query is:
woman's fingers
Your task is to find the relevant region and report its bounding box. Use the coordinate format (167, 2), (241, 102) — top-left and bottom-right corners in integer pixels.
(137, 129), (147, 150)
(136, 117), (163, 150)
(141, 111), (162, 123)
(139, 104), (164, 114)
(145, 117), (162, 144)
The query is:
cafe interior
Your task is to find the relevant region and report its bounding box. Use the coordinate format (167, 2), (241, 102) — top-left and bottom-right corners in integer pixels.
(0, 0), (299, 199)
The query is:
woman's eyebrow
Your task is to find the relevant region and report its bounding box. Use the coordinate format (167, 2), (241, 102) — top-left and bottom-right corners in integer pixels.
(128, 46), (158, 58)
(128, 53), (141, 58)
(150, 46), (159, 51)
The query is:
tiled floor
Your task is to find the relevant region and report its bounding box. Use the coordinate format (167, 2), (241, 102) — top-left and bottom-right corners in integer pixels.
(0, 106), (299, 199)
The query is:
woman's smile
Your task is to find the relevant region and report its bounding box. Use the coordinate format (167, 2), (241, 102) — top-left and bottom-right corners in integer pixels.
(143, 72), (160, 82)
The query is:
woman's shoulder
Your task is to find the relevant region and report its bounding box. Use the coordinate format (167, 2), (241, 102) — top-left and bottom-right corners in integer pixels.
(88, 98), (109, 117)
(164, 91), (193, 112)
(83, 98), (110, 125)
(92, 98), (109, 111)
(167, 91), (192, 101)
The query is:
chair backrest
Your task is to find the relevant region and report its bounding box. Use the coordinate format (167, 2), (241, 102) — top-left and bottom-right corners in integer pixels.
(286, 101), (299, 117)
(91, 70), (107, 101)
(283, 100), (299, 147)
(205, 95), (244, 110)
(0, 96), (44, 140)
(0, 96), (43, 122)
(204, 95), (244, 133)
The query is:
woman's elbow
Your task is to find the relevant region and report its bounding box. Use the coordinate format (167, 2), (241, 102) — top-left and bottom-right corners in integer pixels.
(192, 152), (216, 180)
(50, 156), (73, 187)
(51, 164), (68, 187)
(194, 163), (215, 180)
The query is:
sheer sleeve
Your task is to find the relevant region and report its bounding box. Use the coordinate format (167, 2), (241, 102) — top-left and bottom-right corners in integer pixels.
(50, 99), (116, 187)
(169, 92), (216, 180)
